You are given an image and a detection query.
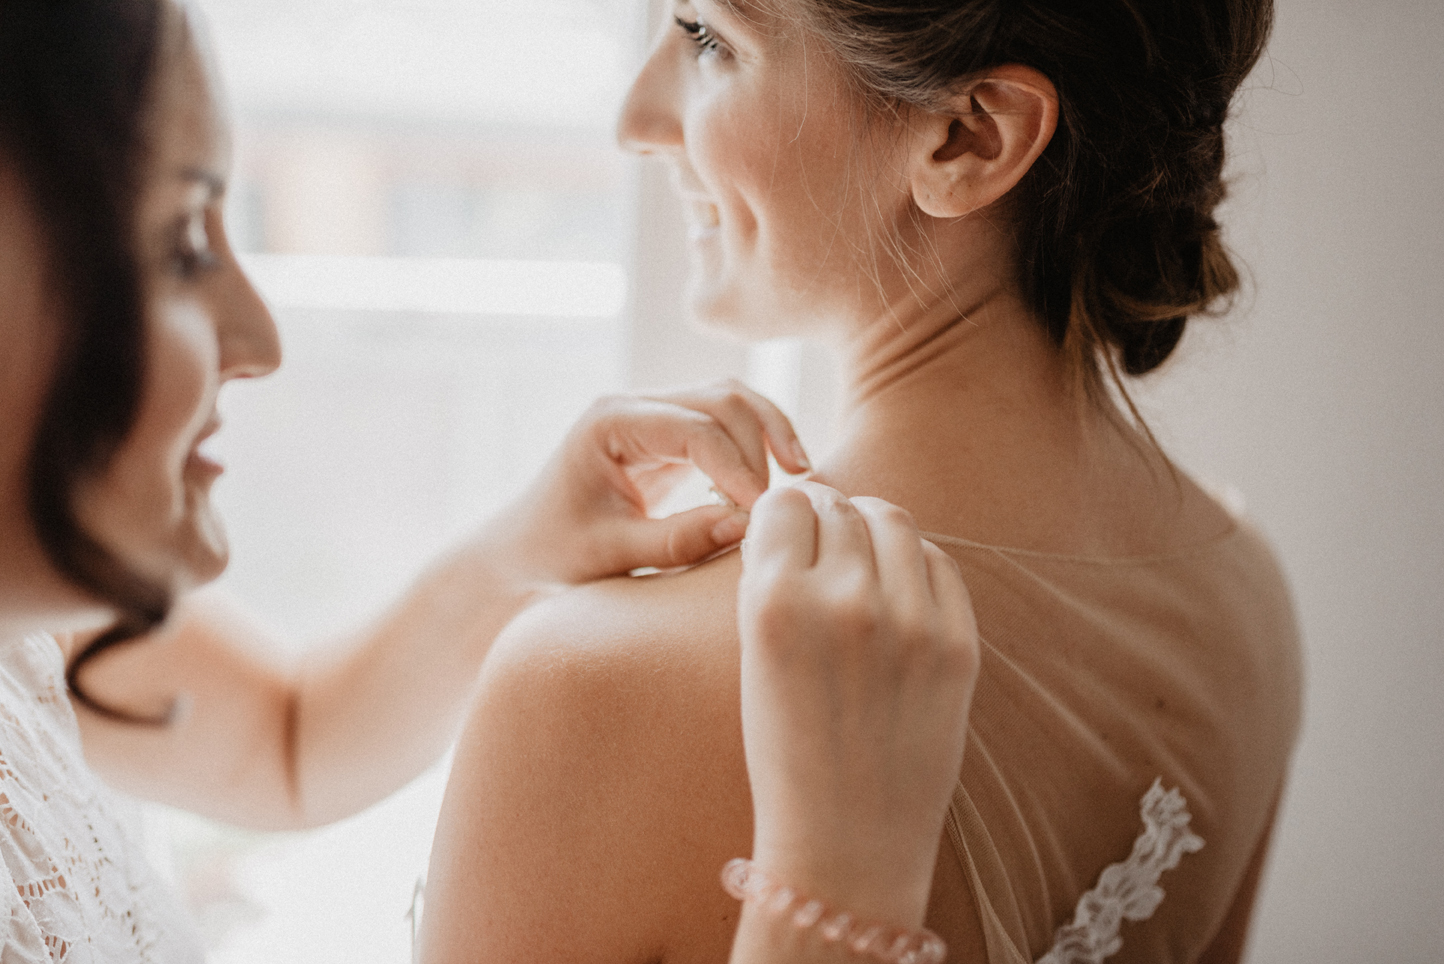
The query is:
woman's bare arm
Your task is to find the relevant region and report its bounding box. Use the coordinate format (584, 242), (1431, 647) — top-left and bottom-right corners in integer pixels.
(74, 384), (807, 830)
(416, 558), (753, 964)
(417, 484), (986, 964)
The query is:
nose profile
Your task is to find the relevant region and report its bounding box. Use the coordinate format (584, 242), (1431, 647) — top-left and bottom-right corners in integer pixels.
(217, 266), (281, 381)
(617, 34), (685, 156)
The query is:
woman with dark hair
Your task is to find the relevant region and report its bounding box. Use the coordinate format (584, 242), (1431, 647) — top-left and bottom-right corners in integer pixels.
(419, 0), (1302, 961)
(0, 0), (981, 959)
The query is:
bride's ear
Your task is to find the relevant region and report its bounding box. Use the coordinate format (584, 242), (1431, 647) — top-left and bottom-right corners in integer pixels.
(906, 65), (1058, 219)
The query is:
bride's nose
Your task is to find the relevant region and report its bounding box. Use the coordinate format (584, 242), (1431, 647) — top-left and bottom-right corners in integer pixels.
(617, 34), (684, 156)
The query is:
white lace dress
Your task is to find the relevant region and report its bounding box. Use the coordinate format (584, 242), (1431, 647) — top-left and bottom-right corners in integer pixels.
(0, 635), (205, 963)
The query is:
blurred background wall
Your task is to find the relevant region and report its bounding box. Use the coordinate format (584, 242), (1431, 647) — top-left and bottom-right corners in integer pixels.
(1136, 1), (1444, 959)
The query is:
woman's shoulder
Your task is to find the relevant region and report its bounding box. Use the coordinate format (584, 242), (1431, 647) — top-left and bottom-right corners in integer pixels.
(422, 551), (752, 961)
(487, 546), (744, 688)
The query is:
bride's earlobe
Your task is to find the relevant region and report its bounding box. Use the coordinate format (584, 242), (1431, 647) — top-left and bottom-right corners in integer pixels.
(908, 64), (1058, 219)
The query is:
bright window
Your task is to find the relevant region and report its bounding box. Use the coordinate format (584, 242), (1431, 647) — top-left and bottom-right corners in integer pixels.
(162, 1), (646, 961)
(147, 2), (837, 959)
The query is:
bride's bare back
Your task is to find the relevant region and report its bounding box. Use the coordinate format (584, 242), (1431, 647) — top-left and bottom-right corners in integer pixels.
(418, 437), (1295, 964)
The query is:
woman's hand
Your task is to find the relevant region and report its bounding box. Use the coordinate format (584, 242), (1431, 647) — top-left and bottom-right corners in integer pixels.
(736, 482), (979, 932)
(76, 380), (806, 831)
(491, 380), (810, 588)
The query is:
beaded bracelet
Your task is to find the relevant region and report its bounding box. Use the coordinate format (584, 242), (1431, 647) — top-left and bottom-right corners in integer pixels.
(721, 859), (948, 964)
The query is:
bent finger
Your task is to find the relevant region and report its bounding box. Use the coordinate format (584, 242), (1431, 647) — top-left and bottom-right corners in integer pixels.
(602, 401), (765, 508)
(717, 381), (811, 476)
(796, 481), (875, 580)
(654, 380), (811, 479)
(605, 504), (752, 573)
(852, 496), (931, 612)
(743, 486), (819, 573)
(923, 541), (978, 643)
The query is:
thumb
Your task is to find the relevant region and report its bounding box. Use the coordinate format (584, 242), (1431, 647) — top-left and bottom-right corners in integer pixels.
(602, 505), (750, 573)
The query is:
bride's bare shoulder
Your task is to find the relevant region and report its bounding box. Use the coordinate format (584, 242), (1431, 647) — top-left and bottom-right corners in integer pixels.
(496, 545), (743, 670)
(420, 550), (749, 963)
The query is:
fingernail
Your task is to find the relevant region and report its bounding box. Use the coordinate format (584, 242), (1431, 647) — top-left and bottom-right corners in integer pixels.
(790, 440), (812, 472)
(709, 486), (738, 509)
(712, 511), (750, 546)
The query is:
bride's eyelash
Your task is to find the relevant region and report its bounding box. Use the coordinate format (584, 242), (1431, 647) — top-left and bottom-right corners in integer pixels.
(170, 210), (220, 279)
(674, 16), (723, 56)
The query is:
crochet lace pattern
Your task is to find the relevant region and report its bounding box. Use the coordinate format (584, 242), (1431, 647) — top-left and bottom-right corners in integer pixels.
(1035, 779), (1205, 964)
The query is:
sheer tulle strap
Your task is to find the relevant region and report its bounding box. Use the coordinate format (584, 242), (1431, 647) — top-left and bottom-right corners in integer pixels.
(1035, 779), (1205, 964)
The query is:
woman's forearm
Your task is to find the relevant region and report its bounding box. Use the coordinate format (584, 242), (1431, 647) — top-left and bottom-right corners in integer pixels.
(75, 516), (545, 829)
(286, 519), (546, 826)
(79, 386), (795, 829)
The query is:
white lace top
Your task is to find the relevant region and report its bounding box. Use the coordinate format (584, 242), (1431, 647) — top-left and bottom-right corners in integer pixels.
(0, 635), (205, 963)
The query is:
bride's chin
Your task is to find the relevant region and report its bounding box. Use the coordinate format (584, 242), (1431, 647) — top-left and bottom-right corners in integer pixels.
(684, 283), (812, 343)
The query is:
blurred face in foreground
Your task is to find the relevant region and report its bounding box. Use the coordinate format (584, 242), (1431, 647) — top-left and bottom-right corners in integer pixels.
(0, 6), (280, 630)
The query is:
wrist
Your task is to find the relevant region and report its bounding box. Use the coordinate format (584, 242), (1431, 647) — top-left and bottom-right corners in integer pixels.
(470, 499), (573, 590)
(750, 827), (940, 929)
(723, 860), (945, 964)
(437, 520), (560, 651)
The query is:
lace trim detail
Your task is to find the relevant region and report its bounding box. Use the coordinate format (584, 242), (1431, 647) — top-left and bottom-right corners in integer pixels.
(1035, 779), (1204, 964)
(0, 635), (205, 963)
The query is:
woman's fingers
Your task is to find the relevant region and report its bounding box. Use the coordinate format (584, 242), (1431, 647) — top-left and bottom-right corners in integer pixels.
(650, 380), (811, 481)
(514, 384), (805, 585)
(599, 504), (751, 573)
(591, 398), (765, 509)
(924, 541), (978, 653)
(743, 487), (820, 574)
(795, 481), (875, 580)
(851, 496), (932, 613)
(736, 484), (981, 924)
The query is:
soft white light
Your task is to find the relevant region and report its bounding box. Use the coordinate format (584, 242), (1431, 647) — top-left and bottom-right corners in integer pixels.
(239, 254), (627, 317)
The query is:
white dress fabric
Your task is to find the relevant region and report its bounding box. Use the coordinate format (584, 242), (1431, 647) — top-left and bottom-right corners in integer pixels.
(0, 635), (205, 963)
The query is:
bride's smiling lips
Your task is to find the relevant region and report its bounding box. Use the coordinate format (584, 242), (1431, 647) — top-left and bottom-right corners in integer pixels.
(673, 169), (722, 241)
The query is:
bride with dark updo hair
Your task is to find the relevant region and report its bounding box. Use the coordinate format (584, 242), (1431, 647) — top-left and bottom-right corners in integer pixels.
(420, 0), (1301, 962)
(0, 0), (978, 959)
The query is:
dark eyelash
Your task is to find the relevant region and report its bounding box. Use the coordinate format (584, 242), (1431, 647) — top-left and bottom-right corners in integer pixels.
(674, 16), (722, 55)
(171, 215), (220, 279)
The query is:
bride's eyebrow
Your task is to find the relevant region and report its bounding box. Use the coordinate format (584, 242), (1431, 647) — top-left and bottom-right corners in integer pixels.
(697, 0), (772, 31)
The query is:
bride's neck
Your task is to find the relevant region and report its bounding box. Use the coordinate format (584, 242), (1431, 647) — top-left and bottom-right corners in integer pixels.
(839, 280), (1066, 416)
(817, 285), (1185, 555)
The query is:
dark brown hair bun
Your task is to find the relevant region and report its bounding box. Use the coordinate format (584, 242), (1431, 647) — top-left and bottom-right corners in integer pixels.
(777, 0), (1272, 395)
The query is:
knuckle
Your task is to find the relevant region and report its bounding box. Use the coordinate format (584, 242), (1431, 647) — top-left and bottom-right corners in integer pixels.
(827, 586), (881, 636)
(753, 485), (790, 509)
(716, 389), (752, 418)
(747, 582), (807, 638)
(662, 526), (696, 568)
(877, 502), (917, 529)
(923, 540), (960, 570)
(683, 411), (725, 441)
(936, 631), (982, 680)
(852, 495), (910, 523)
(587, 393), (629, 416)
